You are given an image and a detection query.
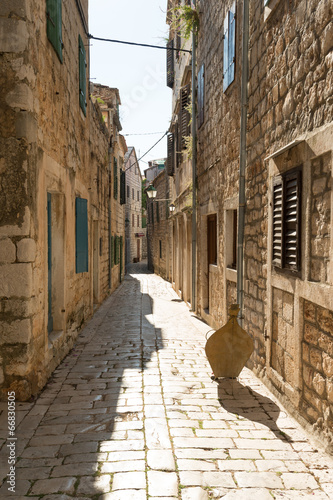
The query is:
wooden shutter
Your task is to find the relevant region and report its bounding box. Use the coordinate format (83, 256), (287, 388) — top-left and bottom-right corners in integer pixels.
(156, 201), (160, 223)
(176, 30), (181, 60)
(229, 2), (236, 86)
(113, 158), (118, 199)
(46, 0), (63, 62)
(207, 214), (217, 266)
(79, 34), (87, 115)
(180, 84), (191, 150)
(75, 198), (88, 273)
(167, 133), (175, 176)
(223, 11), (229, 91)
(111, 235), (114, 267)
(198, 64), (205, 128)
(166, 39), (175, 88)
(272, 177), (283, 268)
(284, 170), (301, 271)
(120, 170), (126, 205)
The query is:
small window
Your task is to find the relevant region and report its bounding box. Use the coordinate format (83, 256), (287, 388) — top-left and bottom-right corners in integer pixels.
(132, 188), (134, 200)
(198, 64), (205, 128)
(226, 209), (237, 269)
(166, 39), (175, 88)
(79, 34), (87, 115)
(179, 84), (191, 150)
(137, 215), (140, 227)
(46, 0), (63, 62)
(75, 198), (88, 273)
(207, 214), (217, 266)
(132, 214), (135, 227)
(137, 191), (140, 202)
(167, 133), (175, 176)
(159, 240), (162, 259)
(223, 2), (236, 92)
(272, 168), (302, 272)
(120, 171), (126, 205)
(127, 185), (130, 199)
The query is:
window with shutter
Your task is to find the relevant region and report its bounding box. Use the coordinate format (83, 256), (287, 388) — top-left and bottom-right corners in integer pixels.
(75, 198), (88, 273)
(79, 34), (87, 115)
(179, 84), (191, 150)
(156, 201), (160, 223)
(223, 2), (236, 91)
(176, 30), (181, 61)
(198, 64), (205, 128)
(120, 170), (126, 205)
(46, 0), (63, 62)
(272, 168), (302, 272)
(167, 39), (175, 88)
(113, 158), (118, 199)
(167, 133), (175, 176)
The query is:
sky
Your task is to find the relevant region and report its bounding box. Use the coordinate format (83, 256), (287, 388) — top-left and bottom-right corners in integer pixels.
(88, 0), (171, 173)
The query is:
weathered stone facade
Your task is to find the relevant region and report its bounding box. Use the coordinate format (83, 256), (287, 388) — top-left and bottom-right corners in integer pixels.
(159, 0), (333, 447)
(0, 1), (125, 400)
(124, 147), (144, 265)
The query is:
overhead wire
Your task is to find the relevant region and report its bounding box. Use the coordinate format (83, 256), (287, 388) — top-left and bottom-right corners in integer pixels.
(88, 34), (192, 54)
(124, 132), (168, 174)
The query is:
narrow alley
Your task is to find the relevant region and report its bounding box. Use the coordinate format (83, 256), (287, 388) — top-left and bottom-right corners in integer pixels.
(1, 263), (333, 500)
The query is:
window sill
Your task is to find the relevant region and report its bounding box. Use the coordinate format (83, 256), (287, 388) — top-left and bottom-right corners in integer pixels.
(226, 267), (237, 283)
(264, 0), (280, 21)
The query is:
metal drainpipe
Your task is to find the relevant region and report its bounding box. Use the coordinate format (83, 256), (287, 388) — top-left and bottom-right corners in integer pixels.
(108, 143), (112, 289)
(191, 0), (197, 312)
(237, 0), (249, 327)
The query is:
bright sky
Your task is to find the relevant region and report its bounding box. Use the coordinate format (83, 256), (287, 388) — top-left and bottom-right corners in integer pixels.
(88, 0), (171, 173)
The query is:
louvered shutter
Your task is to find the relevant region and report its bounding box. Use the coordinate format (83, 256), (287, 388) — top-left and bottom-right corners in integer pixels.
(111, 236), (114, 267)
(180, 84), (191, 150)
(272, 177), (283, 268)
(75, 198), (88, 273)
(79, 34), (87, 115)
(167, 133), (175, 176)
(284, 170), (301, 271)
(175, 122), (181, 168)
(47, 0), (63, 62)
(176, 30), (181, 60)
(167, 39), (175, 88)
(113, 158), (118, 199)
(229, 2), (236, 85)
(120, 170), (126, 204)
(223, 12), (229, 91)
(198, 64), (205, 128)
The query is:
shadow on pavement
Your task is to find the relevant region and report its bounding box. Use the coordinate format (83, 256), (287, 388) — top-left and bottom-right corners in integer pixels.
(217, 378), (293, 443)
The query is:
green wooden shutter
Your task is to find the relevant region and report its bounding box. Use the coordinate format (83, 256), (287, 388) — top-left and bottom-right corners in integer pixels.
(46, 0), (63, 62)
(75, 198), (88, 273)
(111, 236), (114, 267)
(79, 34), (87, 116)
(180, 84), (191, 150)
(113, 158), (118, 199)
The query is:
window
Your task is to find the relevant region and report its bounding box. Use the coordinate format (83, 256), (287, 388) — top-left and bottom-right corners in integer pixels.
(132, 214), (135, 227)
(132, 188), (134, 200)
(113, 158), (118, 199)
(111, 235), (114, 267)
(137, 215), (140, 227)
(166, 39), (175, 88)
(75, 198), (88, 273)
(226, 209), (237, 269)
(179, 84), (191, 150)
(127, 185), (130, 199)
(207, 214), (217, 266)
(159, 240), (162, 259)
(46, 0), (63, 62)
(198, 64), (205, 128)
(137, 191), (140, 202)
(79, 34), (87, 115)
(223, 2), (236, 91)
(272, 168), (302, 272)
(156, 202), (160, 223)
(120, 170), (126, 205)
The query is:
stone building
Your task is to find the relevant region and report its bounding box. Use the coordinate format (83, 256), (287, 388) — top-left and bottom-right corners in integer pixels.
(0, 1), (125, 400)
(194, 0), (333, 445)
(166, 0), (194, 306)
(146, 169), (172, 279)
(124, 147), (144, 265)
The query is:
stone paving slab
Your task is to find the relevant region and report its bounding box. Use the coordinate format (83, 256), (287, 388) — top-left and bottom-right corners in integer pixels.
(1, 263), (333, 499)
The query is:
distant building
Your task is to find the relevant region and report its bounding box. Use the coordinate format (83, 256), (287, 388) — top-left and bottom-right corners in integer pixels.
(124, 148), (144, 264)
(144, 159), (166, 183)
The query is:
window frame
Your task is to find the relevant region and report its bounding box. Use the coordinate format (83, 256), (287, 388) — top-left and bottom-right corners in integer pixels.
(223, 2), (236, 92)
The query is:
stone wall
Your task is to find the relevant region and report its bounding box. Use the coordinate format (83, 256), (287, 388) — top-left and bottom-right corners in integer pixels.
(0, 0), (123, 400)
(302, 299), (333, 438)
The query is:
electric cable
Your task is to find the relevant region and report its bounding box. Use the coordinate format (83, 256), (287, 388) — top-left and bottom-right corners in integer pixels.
(88, 34), (192, 54)
(124, 131), (168, 174)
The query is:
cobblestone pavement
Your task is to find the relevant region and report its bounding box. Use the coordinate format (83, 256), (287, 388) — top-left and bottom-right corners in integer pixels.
(1, 263), (333, 499)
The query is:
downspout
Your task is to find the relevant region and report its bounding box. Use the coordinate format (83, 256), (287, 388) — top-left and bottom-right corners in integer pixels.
(108, 137), (113, 289)
(237, 0), (249, 326)
(191, 0), (197, 312)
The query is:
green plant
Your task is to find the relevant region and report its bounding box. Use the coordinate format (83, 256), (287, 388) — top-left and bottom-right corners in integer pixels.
(170, 5), (199, 40)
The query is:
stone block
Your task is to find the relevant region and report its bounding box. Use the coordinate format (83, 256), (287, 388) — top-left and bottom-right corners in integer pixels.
(317, 307), (333, 334)
(309, 347), (322, 371)
(16, 238), (36, 262)
(5, 83), (33, 112)
(0, 238), (16, 263)
(322, 353), (333, 377)
(0, 18), (28, 53)
(327, 380), (333, 403)
(313, 371), (326, 396)
(15, 112), (38, 143)
(304, 300), (316, 323)
(1, 0), (29, 17)
(318, 334), (333, 357)
(0, 263), (32, 298)
(304, 323), (319, 346)
(0, 318), (31, 345)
